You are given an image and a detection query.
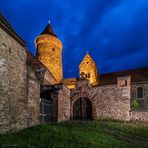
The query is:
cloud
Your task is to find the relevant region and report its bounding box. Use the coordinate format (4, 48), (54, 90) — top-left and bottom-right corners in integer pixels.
(0, 0), (148, 78)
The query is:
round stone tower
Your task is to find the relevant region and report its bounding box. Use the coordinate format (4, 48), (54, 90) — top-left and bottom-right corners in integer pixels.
(35, 22), (63, 83)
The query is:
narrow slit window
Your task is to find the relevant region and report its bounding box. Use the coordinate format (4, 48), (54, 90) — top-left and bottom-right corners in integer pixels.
(137, 87), (143, 98)
(88, 73), (90, 78)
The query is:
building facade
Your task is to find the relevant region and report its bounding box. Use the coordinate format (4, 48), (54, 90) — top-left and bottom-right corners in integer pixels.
(0, 13), (148, 133)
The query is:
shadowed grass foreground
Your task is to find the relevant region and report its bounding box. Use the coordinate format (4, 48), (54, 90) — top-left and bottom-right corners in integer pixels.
(0, 120), (148, 148)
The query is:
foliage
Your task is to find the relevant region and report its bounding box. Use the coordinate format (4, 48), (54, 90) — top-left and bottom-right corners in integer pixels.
(131, 100), (140, 109)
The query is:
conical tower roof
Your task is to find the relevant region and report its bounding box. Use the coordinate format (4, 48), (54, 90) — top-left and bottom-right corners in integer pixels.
(41, 21), (57, 37)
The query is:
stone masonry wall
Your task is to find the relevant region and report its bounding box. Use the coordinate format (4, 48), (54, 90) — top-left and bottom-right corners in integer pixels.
(57, 84), (70, 122)
(27, 66), (40, 126)
(79, 54), (99, 85)
(0, 27), (28, 133)
(130, 110), (148, 122)
(93, 85), (131, 121)
(131, 82), (148, 108)
(43, 69), (57, 85)
(35, 35), (63, 83)
(130, 82), (148, 122)
(92, 76), (131, 121)
(70, 77), (131, 121)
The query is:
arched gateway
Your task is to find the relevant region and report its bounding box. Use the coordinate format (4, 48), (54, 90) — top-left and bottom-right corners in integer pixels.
(70, 79), (94, 120)
(73, 97), (92, 120)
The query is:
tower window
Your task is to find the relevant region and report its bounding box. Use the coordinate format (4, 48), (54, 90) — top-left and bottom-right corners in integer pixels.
(85, 73), (90, 78)
(137, 87), (144, 99)
(52, 48), (55, 51)
(80, 72), (85, 78)
(88, 73), (90, 78)
(125, 80), (127, 86)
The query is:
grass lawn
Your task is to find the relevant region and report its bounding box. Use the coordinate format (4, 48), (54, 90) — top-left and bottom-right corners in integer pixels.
(0, 120), (148, 148)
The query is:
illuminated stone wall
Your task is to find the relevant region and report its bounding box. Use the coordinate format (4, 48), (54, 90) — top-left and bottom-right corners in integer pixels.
(61, 78), (77, 89)
(0, 27), (28, 133)
(35, 34), (63, 83)
(79, 54), (99, 86)
(70, 77), (131, 121)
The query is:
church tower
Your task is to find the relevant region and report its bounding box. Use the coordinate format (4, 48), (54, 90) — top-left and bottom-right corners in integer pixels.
(79, 53), (99, 86)
(35, 22), (63, 83)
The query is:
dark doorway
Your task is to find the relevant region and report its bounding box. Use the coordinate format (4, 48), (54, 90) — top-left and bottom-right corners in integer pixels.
(73, 97), (92, 120)
(40, 90), (53, 123)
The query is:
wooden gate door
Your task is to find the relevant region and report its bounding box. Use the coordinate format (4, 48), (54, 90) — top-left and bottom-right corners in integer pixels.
(73, 97), (92, 120)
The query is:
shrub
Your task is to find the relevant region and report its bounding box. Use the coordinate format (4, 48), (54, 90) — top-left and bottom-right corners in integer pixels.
(131, 100), (140, 109)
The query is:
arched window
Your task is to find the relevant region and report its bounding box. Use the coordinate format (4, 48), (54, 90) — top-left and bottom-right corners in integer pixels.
(137, 87), (143, 98)
(80, 72), (85, 78)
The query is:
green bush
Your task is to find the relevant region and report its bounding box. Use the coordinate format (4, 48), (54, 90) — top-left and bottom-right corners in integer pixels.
(131, 100), (140, 109)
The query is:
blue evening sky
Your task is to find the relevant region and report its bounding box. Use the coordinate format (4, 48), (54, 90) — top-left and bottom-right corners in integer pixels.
(0, 0), (148, 77)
